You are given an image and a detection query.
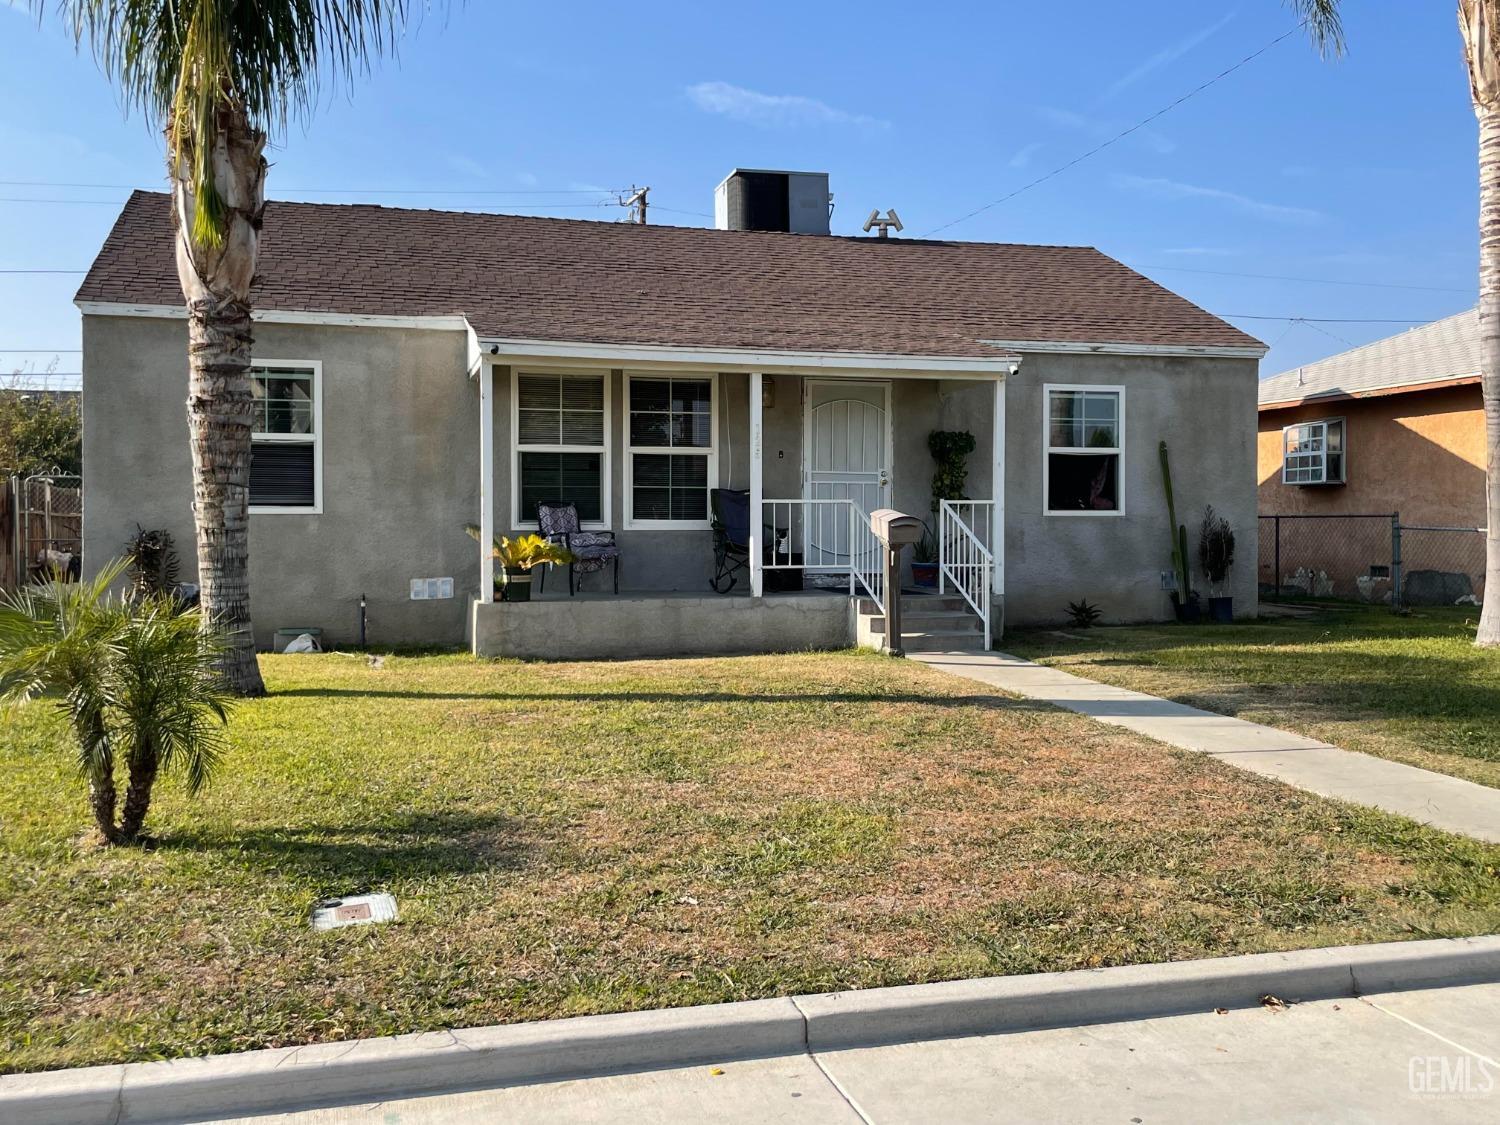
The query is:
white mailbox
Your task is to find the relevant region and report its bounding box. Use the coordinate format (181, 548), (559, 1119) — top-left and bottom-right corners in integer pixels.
(868, 508), (925, 549)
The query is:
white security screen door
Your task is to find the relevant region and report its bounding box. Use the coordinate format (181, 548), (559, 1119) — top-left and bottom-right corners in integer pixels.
(803, 380), (892, 568)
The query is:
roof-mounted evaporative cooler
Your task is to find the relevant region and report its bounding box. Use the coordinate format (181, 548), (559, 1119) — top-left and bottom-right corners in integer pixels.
(714, 169), (832, 235)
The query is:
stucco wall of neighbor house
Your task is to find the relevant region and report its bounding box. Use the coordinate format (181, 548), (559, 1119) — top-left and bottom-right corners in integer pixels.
(82, 315), (478, 649)
(999, 352), (1260, 626)
(1257, 385), (1486, 526)
(471, 592), (853, 659)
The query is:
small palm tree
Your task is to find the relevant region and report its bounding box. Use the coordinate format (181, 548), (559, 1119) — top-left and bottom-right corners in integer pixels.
(0, 563), (232, 844)
(32, 2), (430, 694)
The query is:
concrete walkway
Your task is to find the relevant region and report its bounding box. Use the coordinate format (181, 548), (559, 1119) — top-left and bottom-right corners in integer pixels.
(235, 982), (1500, 1123)
(912, 651), (1500, 844)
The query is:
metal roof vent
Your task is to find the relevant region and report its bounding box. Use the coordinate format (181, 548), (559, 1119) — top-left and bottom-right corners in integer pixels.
(714, 169), (832, 235)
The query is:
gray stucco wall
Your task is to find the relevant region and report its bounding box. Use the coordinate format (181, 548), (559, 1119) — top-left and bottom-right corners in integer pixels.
(82, 315), (478, 649)
(84, 318), (1256, 650)
(995, 352), (1260, 626)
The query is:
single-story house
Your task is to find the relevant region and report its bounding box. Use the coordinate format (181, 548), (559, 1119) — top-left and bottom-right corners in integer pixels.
(1257, 309), (1487, 602)
(77, 169), (1264, 658)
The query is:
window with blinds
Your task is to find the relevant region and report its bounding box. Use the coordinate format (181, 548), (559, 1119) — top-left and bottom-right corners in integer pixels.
(249, 363), (319, 510)
(514, 372), (608, 525)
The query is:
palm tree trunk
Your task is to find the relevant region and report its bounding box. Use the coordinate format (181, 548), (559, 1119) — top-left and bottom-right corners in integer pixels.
(82, 714), (121, 844)
(118, 746), (159, 843)
(170, 103), (268, 694)
(186, 298), (265, 689)
(1480, 103), (1500, 646)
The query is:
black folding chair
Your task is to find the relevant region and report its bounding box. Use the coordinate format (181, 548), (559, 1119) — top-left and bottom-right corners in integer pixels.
(709, 488), (750, 593)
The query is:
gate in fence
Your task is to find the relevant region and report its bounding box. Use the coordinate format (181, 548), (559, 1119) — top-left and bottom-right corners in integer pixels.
(1, 472), (82, 590)
(1259, 513), (1487, 612)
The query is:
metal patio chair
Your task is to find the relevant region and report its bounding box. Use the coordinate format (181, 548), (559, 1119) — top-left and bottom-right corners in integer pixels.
(536, 502), (620, 595)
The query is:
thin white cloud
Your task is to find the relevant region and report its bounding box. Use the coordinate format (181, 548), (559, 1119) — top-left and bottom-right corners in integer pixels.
(1160, 247), (1242, 257)
(1115, 174), (1322, 224)
(445, 153), (489, 180)
(1008, 142), (1043, 169)
(1036, 105), (1174, 155)
(686, 81), (888, 129)
(514, 171), (540, 188)
(1103, 12), (1237, 101)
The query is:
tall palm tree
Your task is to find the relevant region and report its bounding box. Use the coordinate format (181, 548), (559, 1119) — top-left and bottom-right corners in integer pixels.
(1292, 1), (1498, 645)
(36, 2), (427, 692)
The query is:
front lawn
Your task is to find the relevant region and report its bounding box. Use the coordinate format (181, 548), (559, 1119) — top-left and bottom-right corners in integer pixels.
(1006, 606), (1500, 788)
(3, 649), (1500, 1074)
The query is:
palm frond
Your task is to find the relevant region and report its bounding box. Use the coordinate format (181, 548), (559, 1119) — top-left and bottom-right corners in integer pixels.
(1286, 1), (1345, 57)
(38, 2), (426, 246)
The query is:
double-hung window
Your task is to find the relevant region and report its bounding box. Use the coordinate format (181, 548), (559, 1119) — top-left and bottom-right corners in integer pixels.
(249, 361), (321, 512)
(1044, 384), (1123, 515)
(626, 375), (716, 527)
(1281, 418), (1345, 485)
(513, 371), (608, 526)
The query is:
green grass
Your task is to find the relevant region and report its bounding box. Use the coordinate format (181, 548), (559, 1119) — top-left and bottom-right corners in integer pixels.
(3, 648), (1500, 1074)
(1006, 605), (1500, 788)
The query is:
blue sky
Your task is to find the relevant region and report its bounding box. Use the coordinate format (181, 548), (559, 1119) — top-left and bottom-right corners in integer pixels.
(0, 1), (1479, 388)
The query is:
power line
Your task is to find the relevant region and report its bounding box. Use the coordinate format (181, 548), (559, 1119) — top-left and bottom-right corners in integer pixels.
(0, 269), (86, 274)
(922, 21), (1309, 237)
(1220, 314), (1431, 324)
(0, 178), (624, 197)
(1132, 263), (1473, 295)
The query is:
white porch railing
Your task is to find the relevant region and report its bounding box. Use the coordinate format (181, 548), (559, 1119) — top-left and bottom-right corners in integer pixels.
(939, 499), (994, 650)
(760, 498), (884, 614)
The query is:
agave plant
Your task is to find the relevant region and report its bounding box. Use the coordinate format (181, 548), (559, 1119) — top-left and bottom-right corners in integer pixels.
(0, 561), (232, 844)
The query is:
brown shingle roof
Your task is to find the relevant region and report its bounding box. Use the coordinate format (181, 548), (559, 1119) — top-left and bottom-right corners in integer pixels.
(78, 191), (1262, 358)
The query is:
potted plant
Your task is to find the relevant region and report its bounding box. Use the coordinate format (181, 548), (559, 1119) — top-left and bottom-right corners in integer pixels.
(464, 526), (572, 602)
(910, 523), (939, 588)
(1198, 506), (1236, 624)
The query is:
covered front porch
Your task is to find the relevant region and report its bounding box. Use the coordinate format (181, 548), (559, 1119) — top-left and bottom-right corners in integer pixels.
(468, 341), (1010, 659)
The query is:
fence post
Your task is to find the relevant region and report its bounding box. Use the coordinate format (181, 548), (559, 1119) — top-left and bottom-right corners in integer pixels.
(1273, 515), (1281, 600)
(1391, 513), (1402, 614)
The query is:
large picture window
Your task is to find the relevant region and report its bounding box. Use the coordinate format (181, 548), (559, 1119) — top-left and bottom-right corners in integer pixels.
(249, 361), (321, 512)
(512, 371), (608, 525)
(1282, 418), (1345, 485)
(1044, 385), (1123, 515)
(626, 375), (716, 527)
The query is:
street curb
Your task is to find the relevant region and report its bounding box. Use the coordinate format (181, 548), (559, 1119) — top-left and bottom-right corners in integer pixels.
(5, 936), (1499, 1124)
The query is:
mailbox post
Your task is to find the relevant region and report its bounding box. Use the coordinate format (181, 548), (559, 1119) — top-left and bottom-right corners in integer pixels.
(868, 509), (925, 655)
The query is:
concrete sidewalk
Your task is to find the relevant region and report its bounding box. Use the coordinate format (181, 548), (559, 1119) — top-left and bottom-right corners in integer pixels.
(235, 982), (1500, 1123)
(912, 651), (1500, 844)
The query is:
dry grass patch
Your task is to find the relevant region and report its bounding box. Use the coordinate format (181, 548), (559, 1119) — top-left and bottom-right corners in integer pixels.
(2, 648), (1498, 1073)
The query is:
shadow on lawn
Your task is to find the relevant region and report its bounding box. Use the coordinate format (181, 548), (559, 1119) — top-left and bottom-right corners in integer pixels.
(271, 688), (1053, 711)
(160, 810), (535, 886)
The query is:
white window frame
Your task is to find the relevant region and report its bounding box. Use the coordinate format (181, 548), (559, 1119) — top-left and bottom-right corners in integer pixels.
(510, 367), (612, 531)
(1042, 383), (1125, 518)
(249, 358), (323, 515)
(623, 371), (719, 530)
(1281, 417), (1346, 486)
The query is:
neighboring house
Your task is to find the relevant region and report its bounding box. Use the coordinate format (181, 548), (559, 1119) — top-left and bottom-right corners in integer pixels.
(1257, 309), (1487, 600)
(77, 168), (1263, 658)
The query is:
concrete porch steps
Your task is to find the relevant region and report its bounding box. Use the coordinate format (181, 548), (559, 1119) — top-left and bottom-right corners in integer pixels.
(857, 590), (987, 653)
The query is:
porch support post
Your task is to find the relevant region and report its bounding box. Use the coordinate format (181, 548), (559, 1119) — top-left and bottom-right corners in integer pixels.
(749, 371), (764, 597)
(991, 372), (1005, 601)
(479, 361), (496, 602)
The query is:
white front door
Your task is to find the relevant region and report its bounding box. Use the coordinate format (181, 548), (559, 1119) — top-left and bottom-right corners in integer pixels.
(803, 380), (892, 568)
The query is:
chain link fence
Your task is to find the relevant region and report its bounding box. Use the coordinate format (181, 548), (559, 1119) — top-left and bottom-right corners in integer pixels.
(1259, 513), (1487, 611)
(1, 472), (82, 591)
